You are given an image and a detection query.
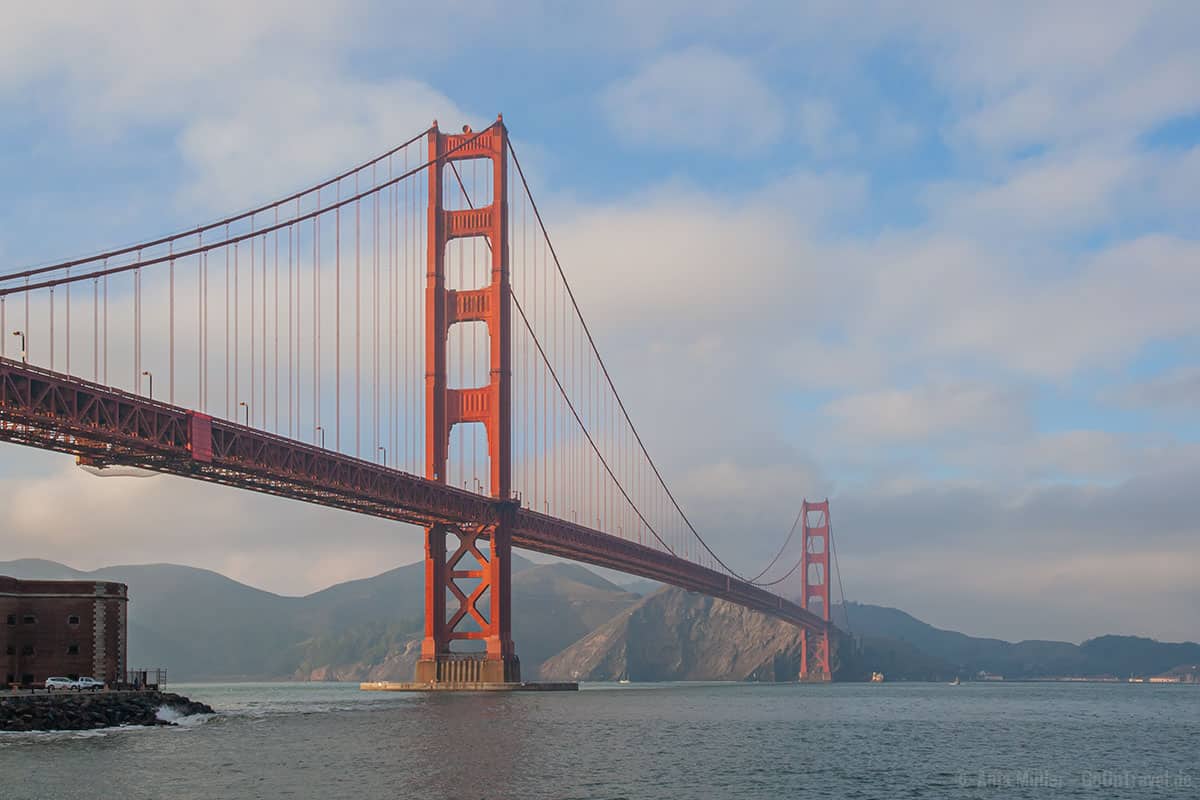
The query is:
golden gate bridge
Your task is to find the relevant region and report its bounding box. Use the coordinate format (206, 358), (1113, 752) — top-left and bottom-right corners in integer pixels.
(0, 117), (842, 686)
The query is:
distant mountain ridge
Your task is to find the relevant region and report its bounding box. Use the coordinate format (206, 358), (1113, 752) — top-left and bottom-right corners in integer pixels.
(2, 559), (1193, 682)
(834, 601), (1200, 680)
(0, 556), (642, 681)
(543, 591), (1200, 682)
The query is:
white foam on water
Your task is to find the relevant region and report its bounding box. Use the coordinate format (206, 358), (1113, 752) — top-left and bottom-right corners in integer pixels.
(155, 705), (214, 727)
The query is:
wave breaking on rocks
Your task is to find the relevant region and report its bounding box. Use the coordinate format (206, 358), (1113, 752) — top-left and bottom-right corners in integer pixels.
(0, 691), (215, 732)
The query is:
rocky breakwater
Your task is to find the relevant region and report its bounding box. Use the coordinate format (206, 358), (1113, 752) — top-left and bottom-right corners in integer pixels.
(0, 691), (214, 732)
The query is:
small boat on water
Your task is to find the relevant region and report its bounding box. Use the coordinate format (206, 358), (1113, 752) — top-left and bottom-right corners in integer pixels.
(950, 677), (961, 686)
(618, 678), (631, 685)
(870, 671), (885, 683)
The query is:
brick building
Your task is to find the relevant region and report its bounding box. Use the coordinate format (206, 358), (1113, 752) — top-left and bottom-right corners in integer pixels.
(0, 577), (128, 687)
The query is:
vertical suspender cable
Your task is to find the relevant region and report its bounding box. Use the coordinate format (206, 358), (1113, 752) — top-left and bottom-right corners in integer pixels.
(251, 228), (256, 425)
(198, 233), (203, 411)
(65, 269), (70, 375)
(261, 235), (266, 427)
(225, 233), (230, 419)
(275, 209), (280, 432)
(169, 242), (175, 402)
(373, 166), (380, 462)
(355, 173), (361, 458)
(234, 243), (239, 419)
(336, 185), (341, 451)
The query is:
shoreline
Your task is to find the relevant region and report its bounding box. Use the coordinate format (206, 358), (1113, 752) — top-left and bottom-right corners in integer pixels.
(0, 691), (214, 732)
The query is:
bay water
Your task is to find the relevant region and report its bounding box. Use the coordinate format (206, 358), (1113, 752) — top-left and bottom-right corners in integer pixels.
(1, 681), (1195, 799)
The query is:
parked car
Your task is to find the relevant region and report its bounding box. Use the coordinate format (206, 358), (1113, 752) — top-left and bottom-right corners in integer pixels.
(75, 677), (104, 691)
(44, 677), (75, 690)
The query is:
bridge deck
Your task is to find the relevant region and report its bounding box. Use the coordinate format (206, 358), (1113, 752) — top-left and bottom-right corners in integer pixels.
(0, 357), (827, 634)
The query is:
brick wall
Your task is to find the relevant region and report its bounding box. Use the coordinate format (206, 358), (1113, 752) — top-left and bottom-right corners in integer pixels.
(0, 577), (128, 687)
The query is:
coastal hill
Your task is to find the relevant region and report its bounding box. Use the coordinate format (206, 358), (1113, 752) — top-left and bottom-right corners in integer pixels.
(542, 591), (1199, 682)
(0, 557), (641, 681)
(2, 558), (1195, 682)
(832, 602), (1200, 680)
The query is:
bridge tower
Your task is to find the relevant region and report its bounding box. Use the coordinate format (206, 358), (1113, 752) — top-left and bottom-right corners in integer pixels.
(799, 498), (833, 682)
(416, 118), (520, 685)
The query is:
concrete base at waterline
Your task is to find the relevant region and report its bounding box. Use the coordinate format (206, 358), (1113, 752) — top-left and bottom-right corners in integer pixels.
(360, 681), (578, 692)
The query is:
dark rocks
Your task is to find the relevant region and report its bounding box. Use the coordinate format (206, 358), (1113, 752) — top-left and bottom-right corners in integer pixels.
(0, 691), (214, 732)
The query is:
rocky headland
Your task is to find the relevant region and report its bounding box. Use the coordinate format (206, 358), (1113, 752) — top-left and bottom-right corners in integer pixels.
(0, 691), (214, 732)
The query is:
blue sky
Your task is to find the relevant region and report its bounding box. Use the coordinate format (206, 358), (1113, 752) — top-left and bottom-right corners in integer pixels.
(0, 1), (1197, 642)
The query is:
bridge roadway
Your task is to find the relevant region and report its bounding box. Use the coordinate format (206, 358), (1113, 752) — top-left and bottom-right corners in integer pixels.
(0, 356), (827, 634)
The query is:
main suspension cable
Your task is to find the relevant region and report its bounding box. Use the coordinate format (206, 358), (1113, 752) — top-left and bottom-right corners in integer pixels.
(509, 140), (800, 585)
(0, 124), (497, 296)
(830, 514), (851, 633)
(0, 128), (433, 285)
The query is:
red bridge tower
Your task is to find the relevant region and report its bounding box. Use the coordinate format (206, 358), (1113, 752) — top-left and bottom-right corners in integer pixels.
(799, 498), (833, 681)
(416, 118), (520, 685)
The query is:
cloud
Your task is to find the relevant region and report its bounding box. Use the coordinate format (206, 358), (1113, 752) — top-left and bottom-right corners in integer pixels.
(2, 1), (1199, 645)
(838, 466), (1200, 642)
(921, 1), (1200, 152)
(927, 148), (1142, 236)
(601, 47), (784, 153)
(825, 382), (1029, 444)
(176, 76), (466, 212)
(0, 2), (360, 125)
(0, 450), (426, 594)
(1109, 366), (1200, 414)
(830, 232), (1200, 381)
(0, 0), (472, 218)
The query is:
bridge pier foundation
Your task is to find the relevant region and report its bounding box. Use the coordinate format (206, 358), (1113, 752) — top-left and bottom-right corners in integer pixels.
(799, 626), (832, 682)
(415, 521), (524, 687)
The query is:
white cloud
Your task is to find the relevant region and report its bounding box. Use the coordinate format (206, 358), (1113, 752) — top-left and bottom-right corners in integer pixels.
(1110, 366), (1200, 414)
(0, 450), (425, 595)
(176, 76), (466, 212)
(2, 1), (1199, 643)
(825, 382), (1029, 444)
(927, 148), (1142, 236)
(921, 1), (1200, 152)
(601, 47), (784, 153)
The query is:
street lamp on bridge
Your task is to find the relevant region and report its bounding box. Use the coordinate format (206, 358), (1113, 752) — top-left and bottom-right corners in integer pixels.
(377, 445), (386, 466)
(141, 370), (153, 400)
(10, 331), (26, 364)
(239, 401), (250, 426)
(315, 425), (325, 448)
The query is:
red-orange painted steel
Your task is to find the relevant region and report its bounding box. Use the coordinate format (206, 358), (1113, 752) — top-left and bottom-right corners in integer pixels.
(420, 119), (517, 681)
(799, 499), (833, 681)
(187, 412), (213, 463)
(0, 356), (828, 636)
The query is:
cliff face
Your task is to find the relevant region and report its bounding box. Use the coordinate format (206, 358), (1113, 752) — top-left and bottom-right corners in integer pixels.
(539, 588), (808, 682)
(291, 564), (642, 682)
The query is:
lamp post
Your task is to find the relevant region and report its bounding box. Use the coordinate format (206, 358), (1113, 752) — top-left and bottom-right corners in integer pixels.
(377, 445), (387, 466)
(10, 331), (26, 364)
(239, 401), (250, 426)
(142, 370), (153, 400)
(315, 425), (325, 448)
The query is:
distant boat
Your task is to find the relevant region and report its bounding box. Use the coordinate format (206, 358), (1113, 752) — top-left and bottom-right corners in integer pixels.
(870, 671), (885, 683)
(618, 678), (631, 685)
(950, 677), (961, 686)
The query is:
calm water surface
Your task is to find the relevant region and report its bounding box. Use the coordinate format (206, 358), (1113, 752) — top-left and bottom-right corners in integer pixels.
(1, 681), (1196, 799)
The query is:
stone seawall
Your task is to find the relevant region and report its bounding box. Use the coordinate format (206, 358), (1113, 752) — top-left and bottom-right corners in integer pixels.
(0, 691), (214, 731)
